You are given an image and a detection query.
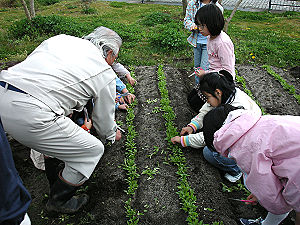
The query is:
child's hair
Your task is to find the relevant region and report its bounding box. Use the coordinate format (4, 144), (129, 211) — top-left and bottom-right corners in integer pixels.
(199, 70), (235, 104)
(195, 4), (224, 36)
(200, 0), (217, 3)
(203, 104), (239, 151)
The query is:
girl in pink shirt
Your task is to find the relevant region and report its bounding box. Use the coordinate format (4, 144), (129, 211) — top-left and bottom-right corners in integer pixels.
(194, 4), (236, 79)
(203, 105), (300, 225)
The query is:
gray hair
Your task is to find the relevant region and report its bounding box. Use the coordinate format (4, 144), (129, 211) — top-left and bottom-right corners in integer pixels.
(83, 26), (122, 58)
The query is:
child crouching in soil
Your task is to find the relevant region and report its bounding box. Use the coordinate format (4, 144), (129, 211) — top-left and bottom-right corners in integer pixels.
(202, 104), (300, 225)
(171, 70), (261, 182)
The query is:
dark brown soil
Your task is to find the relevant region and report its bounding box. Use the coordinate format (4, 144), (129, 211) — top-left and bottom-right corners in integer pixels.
(8, 63), (299, 225)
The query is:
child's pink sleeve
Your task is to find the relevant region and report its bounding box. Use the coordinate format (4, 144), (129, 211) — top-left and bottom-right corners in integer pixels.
(217, 42), (236, 78)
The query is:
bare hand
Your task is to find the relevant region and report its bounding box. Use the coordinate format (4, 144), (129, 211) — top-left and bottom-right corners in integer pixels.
(115, 129), (122, 141)
(180, 127), (193, 136)
(116, 94), (125, 104)
(125, 93), (135, 104)
(118, 103), (129, 111)
(84, 118), (92, 130)
(126, 74), (136, 86)
(246, 193), (258, 205)
(171, 136), (181, 144)
(191, 24), (197, 31)
(195, 70), (205, 78)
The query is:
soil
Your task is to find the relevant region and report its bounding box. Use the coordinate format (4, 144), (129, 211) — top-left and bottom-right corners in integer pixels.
(6, 63), (300, 225)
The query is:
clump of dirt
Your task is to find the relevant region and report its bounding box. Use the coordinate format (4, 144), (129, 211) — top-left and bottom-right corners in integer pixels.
(9, 63), (298, 225)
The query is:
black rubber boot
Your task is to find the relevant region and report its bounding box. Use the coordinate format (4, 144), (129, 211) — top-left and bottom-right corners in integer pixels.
(44, 157), (64, 189)
(46, 174), (89, 214)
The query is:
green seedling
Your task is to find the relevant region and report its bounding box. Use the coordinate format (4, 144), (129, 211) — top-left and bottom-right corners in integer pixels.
(152, 106), (161, 113)
(146, 98), (158, 104)
(204, 207), (215, 212)
(142, 166), (160, 180)
(147, 146), (160, 159)
(262, 65), (300, 104)
(116, 120), (124, 127)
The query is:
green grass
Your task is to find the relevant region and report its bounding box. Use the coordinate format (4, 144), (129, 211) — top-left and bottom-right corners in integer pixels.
(0, 0), (299, 69)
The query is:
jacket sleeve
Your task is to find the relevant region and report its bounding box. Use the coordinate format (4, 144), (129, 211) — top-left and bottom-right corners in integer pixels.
(181, 132), (205, 148)
(112, 62), (130, 77)
(245, 154), (292, 214)
(188, 103), (213, 132)
(116, 77), (126, 93)
(92, 79), (117, 142)
(184, 0), (195, 31)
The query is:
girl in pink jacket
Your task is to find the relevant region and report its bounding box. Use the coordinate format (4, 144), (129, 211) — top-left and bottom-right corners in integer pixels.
(203, 104), (300, 225)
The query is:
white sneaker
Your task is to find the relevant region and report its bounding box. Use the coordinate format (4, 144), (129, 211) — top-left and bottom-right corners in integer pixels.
(224, 172), (242, 183)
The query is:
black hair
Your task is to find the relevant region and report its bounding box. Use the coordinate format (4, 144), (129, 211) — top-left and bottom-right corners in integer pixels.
(200, 0), (217, 3)
(203, 104), (239, 151)
(198, 70), (235, 104)
(195, 4), (224, 36)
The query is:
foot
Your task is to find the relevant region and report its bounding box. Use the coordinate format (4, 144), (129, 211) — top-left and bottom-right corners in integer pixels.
(240, 217), (263, 225)
(46, 194), (89, 214)
(224, 172), (242, 183)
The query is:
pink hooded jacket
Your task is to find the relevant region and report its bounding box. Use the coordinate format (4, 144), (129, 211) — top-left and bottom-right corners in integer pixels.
(213, 110), (300, 214)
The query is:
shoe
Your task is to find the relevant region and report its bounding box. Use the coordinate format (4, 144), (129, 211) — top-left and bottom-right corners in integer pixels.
(46, 172), (89, 214)
(240, 217), (263, 225)
(44, 157), (65, 188)
(224, 172), (242, 183)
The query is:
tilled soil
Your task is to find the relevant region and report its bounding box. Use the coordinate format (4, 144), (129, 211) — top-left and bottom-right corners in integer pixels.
(10, 64), (299, 225)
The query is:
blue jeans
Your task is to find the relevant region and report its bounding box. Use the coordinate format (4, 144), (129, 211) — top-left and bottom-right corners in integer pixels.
(203, 146), (241, 176)
(193, 43), (209, 84)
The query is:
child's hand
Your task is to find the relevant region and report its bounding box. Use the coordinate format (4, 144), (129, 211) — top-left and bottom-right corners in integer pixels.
(125, 93), (135, 104)
(115, 129), (122, 141)
(246, 193), (258, 205)
(116, 95), (125, 104)
(84, 118), (92, 130)
(180, 127), (193, 136)
(118, 103), (129, 111)
(171, 136), (181, 144)
(191, 24), (197, 31)
(195, 69), (205, 78)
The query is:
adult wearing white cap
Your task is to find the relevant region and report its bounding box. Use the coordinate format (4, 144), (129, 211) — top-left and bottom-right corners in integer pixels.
(0, 26), (122, 213)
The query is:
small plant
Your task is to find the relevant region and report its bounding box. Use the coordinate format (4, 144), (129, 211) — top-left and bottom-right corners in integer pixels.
(58, 214), (70, 223)
(204, 207), (215, 212)
(146, 98), (158, 104)
(262, 65), (300, 104)
(142, 166), (160, 180)
(152, 106), (161, 114)
(147, 146), (160, 159)
(221, 181), (251, 197)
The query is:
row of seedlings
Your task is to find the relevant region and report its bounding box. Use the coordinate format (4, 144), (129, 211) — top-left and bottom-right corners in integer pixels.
(262, 65), (300, 104)
(156, 64), (222, 225)
(122, 67), (141, 225)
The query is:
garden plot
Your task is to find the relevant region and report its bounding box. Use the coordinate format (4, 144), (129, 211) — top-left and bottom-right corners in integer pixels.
(11, 65), (298, 225)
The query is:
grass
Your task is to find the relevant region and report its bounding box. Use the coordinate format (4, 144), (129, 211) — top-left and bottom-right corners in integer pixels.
(0, 0), (299, 69)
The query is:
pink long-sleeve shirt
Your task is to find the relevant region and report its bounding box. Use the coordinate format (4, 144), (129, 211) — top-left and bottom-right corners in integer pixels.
(205, 31), (235, 79)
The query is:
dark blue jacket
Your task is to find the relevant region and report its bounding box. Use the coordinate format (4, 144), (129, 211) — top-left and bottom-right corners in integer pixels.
(0, 120), (31, 225)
